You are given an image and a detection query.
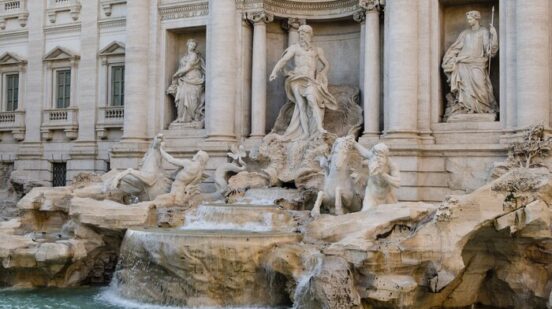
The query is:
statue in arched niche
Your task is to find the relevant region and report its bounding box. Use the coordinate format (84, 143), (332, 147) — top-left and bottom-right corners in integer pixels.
(442, 10), (498, 121)
(167, 39), (206, 128)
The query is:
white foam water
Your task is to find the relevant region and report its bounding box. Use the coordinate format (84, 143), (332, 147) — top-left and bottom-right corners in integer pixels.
(97, 287), (287, 309)
(180, 205), (277, 232)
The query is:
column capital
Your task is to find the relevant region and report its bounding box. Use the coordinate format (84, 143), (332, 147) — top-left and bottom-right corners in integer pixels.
(246, 10), (274, 25)
(359, 0), (383, 13)
(288, 17), (306, 30)
(353, 10), (365, 23)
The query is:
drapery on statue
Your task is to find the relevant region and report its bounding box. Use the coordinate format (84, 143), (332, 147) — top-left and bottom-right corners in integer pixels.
(354, 142), (400, 211)
(442, 10), (498, 121)
(166, 39), (206, 127)
(269, 25), (338, 140)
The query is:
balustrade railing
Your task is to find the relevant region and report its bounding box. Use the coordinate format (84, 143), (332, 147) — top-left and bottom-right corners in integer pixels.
(0, 111), (15, 123)
(103, 106), (124, 119)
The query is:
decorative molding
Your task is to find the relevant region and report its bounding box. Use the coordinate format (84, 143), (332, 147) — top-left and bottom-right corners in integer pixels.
(46, 0), (81, 24)
(0, 51), (26, 66)
(236, 0), (360, 19)
(0, 0), (29, 29)
(353, 10), (365, 23)
(158, 0), (208, 21)
(359, 0), (383, 12)
(0, 28), (27, 40)
(99, 41), (125, 57)
(98, 16), (125, 30)
(43, 46), (80, 62)
(246, 10), (273, 24)
(43, 22), (81, 34)
(100, 0), (125, 17)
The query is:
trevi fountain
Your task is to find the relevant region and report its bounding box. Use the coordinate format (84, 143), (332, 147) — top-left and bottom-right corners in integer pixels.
(0, 0), (551, 308)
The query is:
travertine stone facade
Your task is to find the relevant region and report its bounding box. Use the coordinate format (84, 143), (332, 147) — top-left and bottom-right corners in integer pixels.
(0, 0), (551, 202)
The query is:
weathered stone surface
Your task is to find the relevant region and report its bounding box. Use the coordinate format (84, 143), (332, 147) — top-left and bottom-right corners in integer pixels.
(17, 187), (73, 212)
(69, 198), (157, 230)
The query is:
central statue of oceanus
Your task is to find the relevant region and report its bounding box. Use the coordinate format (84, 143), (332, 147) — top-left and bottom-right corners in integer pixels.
(269, 25), (338, 140)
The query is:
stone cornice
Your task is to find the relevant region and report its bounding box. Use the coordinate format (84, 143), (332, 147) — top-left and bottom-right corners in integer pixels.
(158, 0), (208, 21)
(43, 22), (81, 35)
(98, 16), (125, 30)
(236, 0), (360, 19)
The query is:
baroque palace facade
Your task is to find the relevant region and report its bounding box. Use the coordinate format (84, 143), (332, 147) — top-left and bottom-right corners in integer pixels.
(0, 0), (550, 202)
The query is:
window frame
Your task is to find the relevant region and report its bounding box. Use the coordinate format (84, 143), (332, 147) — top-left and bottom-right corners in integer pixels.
(108, 63), (125, 107)
(3, 72), (20, 112)
(53, 68), (71, 109)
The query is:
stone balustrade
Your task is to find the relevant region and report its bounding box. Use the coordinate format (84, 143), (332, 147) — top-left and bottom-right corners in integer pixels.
(0, 0), (28, 29)
(41, 107), (78, 140)
(96, 106), (124, 139)
(0, 110), (25, 141)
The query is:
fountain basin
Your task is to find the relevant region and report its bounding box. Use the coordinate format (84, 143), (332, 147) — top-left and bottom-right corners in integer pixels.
(111, 228), (301, 307)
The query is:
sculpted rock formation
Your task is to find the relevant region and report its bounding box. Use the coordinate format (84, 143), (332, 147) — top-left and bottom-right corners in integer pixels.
(264, 167), (551, 308)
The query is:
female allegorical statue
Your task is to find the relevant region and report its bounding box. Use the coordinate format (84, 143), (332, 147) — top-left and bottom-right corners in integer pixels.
(167, 39), (206, 127)
(442, 10), (498, 121)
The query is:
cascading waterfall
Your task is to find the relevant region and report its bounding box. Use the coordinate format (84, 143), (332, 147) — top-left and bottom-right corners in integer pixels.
(292, 253), (324, 308)
(104, 202), (302, 308)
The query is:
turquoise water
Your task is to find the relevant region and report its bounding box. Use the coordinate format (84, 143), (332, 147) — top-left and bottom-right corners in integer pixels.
(0, 287), (282, 309)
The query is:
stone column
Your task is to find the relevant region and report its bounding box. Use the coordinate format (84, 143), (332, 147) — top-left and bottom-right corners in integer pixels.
(23, 0), (45, 143)
(516, 0), (550, 128)
(247, 11), (273, 138)
(206, 0), (237, 141)
(358, 0), (382, 142)
(286, 18), (305, 46)
(384, 0), (419, 143)
(121, 0), (149, 141)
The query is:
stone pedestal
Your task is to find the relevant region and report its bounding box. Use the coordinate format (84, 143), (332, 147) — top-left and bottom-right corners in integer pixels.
(447, 113), (497, 123)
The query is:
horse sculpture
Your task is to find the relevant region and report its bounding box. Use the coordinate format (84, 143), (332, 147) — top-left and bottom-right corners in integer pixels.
(311, 132), (365, 216)
(110, 134), (171, 202)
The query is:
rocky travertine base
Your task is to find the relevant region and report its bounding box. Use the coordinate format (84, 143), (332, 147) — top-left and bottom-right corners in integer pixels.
(263, 168), (552, 308)
(0, 168), (550, 308)
(0, 173), (157, 288)
(112, 228), (300, 307)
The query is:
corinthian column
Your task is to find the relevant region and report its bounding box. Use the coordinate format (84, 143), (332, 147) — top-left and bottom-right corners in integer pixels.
(247, 11), (273, 138)
(358, 0), (382, 142)
(516, 0), (550, 128)
(384, 0), (419, 143)
(206, 0), (237, 141)
(122, 0), (149, 141)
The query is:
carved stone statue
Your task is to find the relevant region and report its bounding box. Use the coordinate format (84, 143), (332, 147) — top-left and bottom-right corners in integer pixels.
(269, 25), (338, 140)
(354, 142), (400, 211)
(110, 134), (171, 202)
(167, 39), (206, 128)
(158, 144), (209, 205)
(442, 10), (498, 121)
(311, 133), (364, 217)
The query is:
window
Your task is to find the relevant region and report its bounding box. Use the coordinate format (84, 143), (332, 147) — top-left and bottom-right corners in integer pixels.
(5, 73), (18, 111)
(52, 162), (67, 187)
(110, 65), (124, 106)
(55, 69), (71, 108)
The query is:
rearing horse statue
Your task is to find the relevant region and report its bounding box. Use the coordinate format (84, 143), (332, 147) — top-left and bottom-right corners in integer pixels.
(311, 130), (364, 216)
(110, 134), (171, 202)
